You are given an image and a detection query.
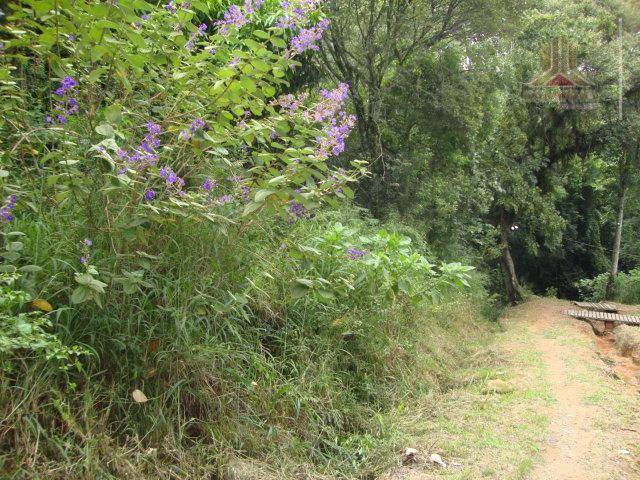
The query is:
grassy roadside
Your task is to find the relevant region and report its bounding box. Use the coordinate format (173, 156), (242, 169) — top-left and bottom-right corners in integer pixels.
(380, 298), (640, 480)
(379, 303), (552, 480)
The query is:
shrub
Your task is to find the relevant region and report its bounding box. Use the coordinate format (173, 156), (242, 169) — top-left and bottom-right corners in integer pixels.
(0, 1), (481, 477)
(576, 268), (640, 304)
(0, 273), (86, 371)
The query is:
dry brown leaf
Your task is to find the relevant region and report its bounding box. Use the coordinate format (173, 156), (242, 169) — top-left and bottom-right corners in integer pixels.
(149, 339), (159, 353)
(31, 299), (53, 313)
(132, 389), (148, 403)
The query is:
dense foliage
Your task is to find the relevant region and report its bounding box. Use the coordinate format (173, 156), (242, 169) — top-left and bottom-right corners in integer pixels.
(0, 0), (479, 477)
(2, 0), (640, 477)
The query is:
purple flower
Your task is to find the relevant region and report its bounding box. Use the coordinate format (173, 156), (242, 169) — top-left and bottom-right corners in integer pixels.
(83, 238), (92, 246)
(289, 200), (307, 219)
(165, 1), (177, 14)
(49, 76), (78, 124)
(288, 18), (329, 55)
(147, 122), (161, 136)
(314, 113), (356, 159)
(79, 256), (88, 264)
(216, 0), (264, 35)
(0, 195), (16, 222)
(141, 13), (151, 20)
(217, 194), (234, 205)
(208, 47), (216, 55)
(67, 34), (76, 42)
(144, 189), (156, 201)
(276, 0), (321, 29)
(202, 178), (216, 191)
(167, 172), (178, 184)
(190, 117), (205, 132)
(159, 166), (171, 178)
(346, 248), (366, 260)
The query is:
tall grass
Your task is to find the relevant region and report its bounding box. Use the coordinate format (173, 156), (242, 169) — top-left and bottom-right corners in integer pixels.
(1, 204), (495, 479)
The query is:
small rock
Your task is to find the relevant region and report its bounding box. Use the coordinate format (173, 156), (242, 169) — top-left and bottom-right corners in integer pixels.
(484, 378), (515, 394)
(429, 453), (447, 468)
(402, 448), (418, 465)
(619, 448), (630, 456)
(402, 447), (418, 465)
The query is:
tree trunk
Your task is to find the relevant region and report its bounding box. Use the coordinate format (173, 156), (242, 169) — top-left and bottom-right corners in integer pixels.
(605, 184), (627, 300)
(499, 213), (524, 304)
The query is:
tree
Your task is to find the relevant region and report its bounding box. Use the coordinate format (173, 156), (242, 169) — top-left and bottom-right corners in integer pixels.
(318, 0), (518, 213)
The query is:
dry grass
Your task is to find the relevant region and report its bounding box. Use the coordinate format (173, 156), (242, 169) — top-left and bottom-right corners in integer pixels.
(614, 325), (640, 357)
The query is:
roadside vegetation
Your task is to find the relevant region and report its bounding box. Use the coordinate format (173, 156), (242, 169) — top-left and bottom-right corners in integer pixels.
(2, 0), (640, 478)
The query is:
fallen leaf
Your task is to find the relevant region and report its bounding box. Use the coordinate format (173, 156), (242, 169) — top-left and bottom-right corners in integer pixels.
(149, 339), (159, 353)
(132, 389), (148, 403)
(31, 299), (53, 313)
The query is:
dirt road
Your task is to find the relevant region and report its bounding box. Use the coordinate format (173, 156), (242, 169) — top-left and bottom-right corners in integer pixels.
(382, 298), (640, 480)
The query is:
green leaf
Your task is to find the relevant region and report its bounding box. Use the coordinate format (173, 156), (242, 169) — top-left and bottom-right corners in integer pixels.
(267, 175), (287, 186)
(253, 30), (270, 39)
(95, 124), (115, 138)
(91, 45), (110, 62)
(19, 265), (43, 273)
(240, 77), (257, 93)
(71, 286), (88, 304)
(104, 105), (123, 123)
(242, 201), (262, 216)
(254, 189), (275, 203)
(217, 67), (236, 79)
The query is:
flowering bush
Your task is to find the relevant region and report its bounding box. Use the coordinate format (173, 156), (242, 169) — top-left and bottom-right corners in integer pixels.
(282, 221), (474, 304)
(1, 0), (364, 305)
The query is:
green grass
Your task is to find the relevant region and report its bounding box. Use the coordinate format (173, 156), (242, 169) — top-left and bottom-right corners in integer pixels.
(0, 206), (499, 479)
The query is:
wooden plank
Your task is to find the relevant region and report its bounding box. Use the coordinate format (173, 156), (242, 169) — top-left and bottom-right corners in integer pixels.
(573, 301), (618, 313)
(563, 309), (640, 326)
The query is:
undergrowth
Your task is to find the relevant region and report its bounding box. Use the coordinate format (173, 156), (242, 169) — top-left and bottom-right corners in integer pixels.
(0, 207), (494, 479)
(575, 268), (640, 304)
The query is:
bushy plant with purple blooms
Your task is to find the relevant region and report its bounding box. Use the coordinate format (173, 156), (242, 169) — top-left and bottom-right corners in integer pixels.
(0, 1), (476, 477)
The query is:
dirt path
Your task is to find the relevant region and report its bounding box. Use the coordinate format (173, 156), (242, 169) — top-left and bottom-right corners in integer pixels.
(519, 298), (639, 480)
(382, 297), (640, 480)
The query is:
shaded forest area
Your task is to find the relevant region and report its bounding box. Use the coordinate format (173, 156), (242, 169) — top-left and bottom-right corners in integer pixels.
(313, 0), (640, 302)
